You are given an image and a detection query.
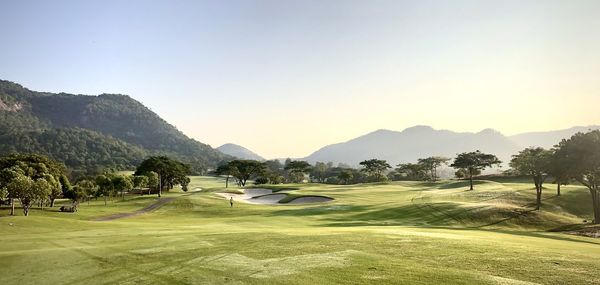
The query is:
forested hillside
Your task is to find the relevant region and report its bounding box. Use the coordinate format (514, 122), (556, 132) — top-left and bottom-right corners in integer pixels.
(0, 80), (229, 175)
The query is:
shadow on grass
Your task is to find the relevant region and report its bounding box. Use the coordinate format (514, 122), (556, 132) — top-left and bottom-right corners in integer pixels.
(268, 204), (371, 217)
(437, 180), (487, 189)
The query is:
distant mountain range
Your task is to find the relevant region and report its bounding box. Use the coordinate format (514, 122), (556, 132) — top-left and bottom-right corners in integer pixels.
(217, 143), (265, 161)
(303, 125), (600, 166)
(0, 80), (230, 175)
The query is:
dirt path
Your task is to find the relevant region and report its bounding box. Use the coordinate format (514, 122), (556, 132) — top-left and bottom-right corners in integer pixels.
(93, 197), (176, 221)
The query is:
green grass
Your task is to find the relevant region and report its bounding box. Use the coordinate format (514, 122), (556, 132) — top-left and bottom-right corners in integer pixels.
(1, 177), (599, 284)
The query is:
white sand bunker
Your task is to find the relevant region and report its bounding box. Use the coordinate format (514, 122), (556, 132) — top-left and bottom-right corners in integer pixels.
(216, 189), (334, 205)
(217, 188), (282, 204)
(288, 196), (334, 204)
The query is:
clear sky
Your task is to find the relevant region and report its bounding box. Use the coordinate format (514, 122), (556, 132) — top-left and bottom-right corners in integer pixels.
(1, 0), (599, 159)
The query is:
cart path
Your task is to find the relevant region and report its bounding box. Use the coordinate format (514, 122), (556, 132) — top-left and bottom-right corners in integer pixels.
(92, 197), (176, 221)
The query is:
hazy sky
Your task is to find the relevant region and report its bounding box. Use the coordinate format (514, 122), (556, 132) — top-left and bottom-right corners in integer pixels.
(1, 0), (599, 158)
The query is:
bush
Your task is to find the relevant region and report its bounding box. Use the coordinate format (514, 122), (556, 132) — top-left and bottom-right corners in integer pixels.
(254, 177), (269, 185)
(60, 205), (77, 212)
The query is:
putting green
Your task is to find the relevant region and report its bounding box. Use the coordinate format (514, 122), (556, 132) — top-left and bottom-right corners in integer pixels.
(0, 177), (598, 284)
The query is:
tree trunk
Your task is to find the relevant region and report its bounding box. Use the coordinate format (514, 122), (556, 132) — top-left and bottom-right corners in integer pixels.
(158, 175), (162, 198)
(557, 183), (561, 196)
(468, 170), (474, 190)
(10, 198), (14, 216)
(50, 198), (55, 208)
(104, 196), (107, 206)
(535, 185), (542, 210)
(23, 203), (29, 216)
(225, 175), (229, 188)
(591, 188), (600, 224)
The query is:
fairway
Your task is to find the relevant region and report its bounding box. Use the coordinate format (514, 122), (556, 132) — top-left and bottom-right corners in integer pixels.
(1, 177), (599, 285)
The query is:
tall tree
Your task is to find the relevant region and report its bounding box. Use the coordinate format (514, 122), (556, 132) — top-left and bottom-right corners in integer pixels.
(548, 151), (570, 196)
(554, 130), (600, 224)
(135, 156), (190, 197)
(112, 175), (133, 200)
(284, 160), (312, 183)
(450, 150), (501, 190)
(509, 147), (552, 210)
(227, 160), (265, 187)
(215, 164), (237, 188)
(0, 154), (70, 215)
(359, 159), (391, 182)
(337, 170), (354, 185)
(417, 156), (450, 181)
(310, 162), (329, 183)
(132, 175), (149, 194)
(145, 171), (159, 195)
(396, 163), (427, 181)
(45, 174), (62, 207)
(95, 174), (113, 205)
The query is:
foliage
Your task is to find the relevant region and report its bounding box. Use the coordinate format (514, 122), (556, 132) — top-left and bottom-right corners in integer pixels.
(225, 160), (265, 187)
(450, 150), (501, 190)
(0, 153), (71, 215)
(417, 156), (450, 181)
(359, 159), (391, 182)
(0, 80), (230, 176)
(554, 130), (600, 224)
(509, 147), (553, 210)
(284, 160), (311, 183)
(135, 156), (190, 196)
(396, 163), (427, 181)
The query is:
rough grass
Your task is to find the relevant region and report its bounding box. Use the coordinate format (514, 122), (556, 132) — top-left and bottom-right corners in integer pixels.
(0, 177), (599, 284)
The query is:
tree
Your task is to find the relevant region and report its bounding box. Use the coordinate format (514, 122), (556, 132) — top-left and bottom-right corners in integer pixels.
(337, 170), (354, 185)
(70, 179), (96, 205)
(417, 156), (450, 181)
(509, 147), (552, 210)
(227, 160), (265, 187)
(45, 174), (62, 208)
(145, 171), (159, 195)
(135, 156), (190, 197)
(215, 164), (236, 188)
(112, 175), (133, 200)
(450, 150), (501, 190)
(95, 174), (113, 205)
(396, 163), (427, 181)
(554, 130), (600, 224)
(548, 151), (570, 196)
(0, 154), (71, 215)
(6, 174), (50, 216)
(359, 159), (391, 182)
(180, 176), (190, 192)
(132, 175), (149, 194)
(455, 168), (481, 179)
(284, 160), (312, 183)
(310, 162), (329, 183)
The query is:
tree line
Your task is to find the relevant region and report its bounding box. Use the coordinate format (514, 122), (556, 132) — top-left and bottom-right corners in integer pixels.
(213, 130), (600, 224)
(0, 155), (190, 216)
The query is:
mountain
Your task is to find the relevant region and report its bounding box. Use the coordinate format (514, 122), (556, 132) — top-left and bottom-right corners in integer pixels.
(217, 143), (265, 161)
(508, 126), (600, 149)
(0, 80), (229, 175)
(304, 125), (600, 166)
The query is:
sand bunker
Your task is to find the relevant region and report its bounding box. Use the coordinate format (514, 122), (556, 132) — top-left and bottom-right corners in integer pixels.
(216, 188), (279, 204)
(216, 189), (333, 205)
(288, 196), (334, 204)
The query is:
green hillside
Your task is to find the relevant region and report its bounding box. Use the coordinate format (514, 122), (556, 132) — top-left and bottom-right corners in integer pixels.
(0, 80), (229, 174)
(0, 178), (597, 284)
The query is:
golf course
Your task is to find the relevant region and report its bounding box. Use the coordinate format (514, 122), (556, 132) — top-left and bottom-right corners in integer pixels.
(1, 176), (598, 285)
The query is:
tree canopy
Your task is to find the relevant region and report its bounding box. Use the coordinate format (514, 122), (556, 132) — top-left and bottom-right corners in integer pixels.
(359, 159), (391, 182)
(554, 130), (600, 224)
(135, 156), (190, 197)
(510, 147), (552, 210)
(450, 151), (501, 190)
